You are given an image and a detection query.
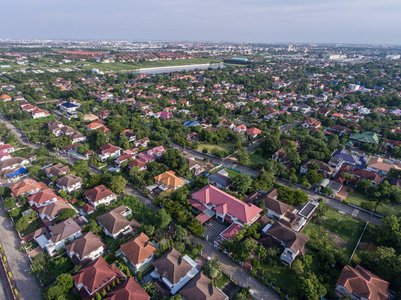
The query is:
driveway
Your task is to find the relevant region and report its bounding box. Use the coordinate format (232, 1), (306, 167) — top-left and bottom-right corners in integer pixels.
(203, 219), (227, 242)
(190, 237), (280, 300)
(0, 203), (42, 300)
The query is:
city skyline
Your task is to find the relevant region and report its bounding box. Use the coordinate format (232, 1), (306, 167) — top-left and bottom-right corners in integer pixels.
(1, 0), (400, 45)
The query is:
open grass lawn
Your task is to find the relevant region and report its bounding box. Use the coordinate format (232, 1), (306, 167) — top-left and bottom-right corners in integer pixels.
(214, 273), (230, 289)
(224, 168), (242, 178)
(20, 218), (42, 237)
(197, 142), (235, 154)
(303, 208), (365, 255)
(346, 191), (369, 207)
(249, 152), (268, 167)
(258, 265), (299, 296)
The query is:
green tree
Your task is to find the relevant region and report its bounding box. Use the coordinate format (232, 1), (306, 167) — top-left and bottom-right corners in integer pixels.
(15, 215), (29, 232)
(155, 209), (171, 229)
(252, 169), (274, 191)
(108, 175), (127, 194)
(292, 259), (304, 274)
(233, 173), (252, 194)
(46, 285), (64, 300)
(235, 147), (250, 165)
(28, 164), (42, 179)
(56, 273), (73, 293)
(174, 225), (188, 241)
(299, 273), (327, 300)
(306, 169), (323, 184)
(57, 208), (77, 222)
(71, 160), (89, 176)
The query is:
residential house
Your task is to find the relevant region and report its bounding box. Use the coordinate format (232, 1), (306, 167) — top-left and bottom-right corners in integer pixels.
(96, 205), (138, 239)
(43, 218), (82, 256)
(0, 156), (30, 180)
(190, 184), (262, 226)
(218, 120), (235, 130)
(128, 159), (147, 171)
(103, 277), (150, 300)
(44, 163), (70, 178)
(233, 124), (247, 134)
(0, 144), (15, 153)
(208, 169), (232, 189)
(96, 143), (121, 162)
(152, 248), (199, 295)
(335, 265), (389, 300)
(119, 233), (157, 273)
(272, 148), (290, 164)
(153, 171), (185, 191)
(134, 137), (150, 148)
(10, 179), (47, 197)
(185, 155), (205, 176)
(28, 189), (58, 208)
(348, 131), (379, 147)
(56, 174), (83, 193)
(69, 132), (87, 144)
(37, 199), (75, 221)
(73, 257), (125, 299)
(121, 129), (136, 142)
(84, 185), (116, 208)
(31, 107), (50, 119)
(179, 272), (228, 300)
(300, 159), (334, 177)
(301, 118), (321, 130)
(66, 231), (105, 263)
(246, 127), (262, 139)
(259, 222), (309, 265)
(366, 157), (401, 175)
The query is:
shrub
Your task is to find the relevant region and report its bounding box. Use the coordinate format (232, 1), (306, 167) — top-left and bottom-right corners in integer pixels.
(251, 259), (260, 268)
(10, 208), (21, 218)
(136, 271), (142, 281)
(250, 269), (256, 276)
(3, 256), (6, 262)
(343, 199), (350, 205)
(274, 286), (280, 293)
(14, 289), (18, 296)
(8, 271), (12, 278)
(202, 149), (208, 154)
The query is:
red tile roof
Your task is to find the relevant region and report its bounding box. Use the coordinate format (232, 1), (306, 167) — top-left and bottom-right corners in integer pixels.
(103, 277), (150, 300)
(84, 185), (114, 203)
(336, 265), (389, 300)
(191, 185), (262, 224)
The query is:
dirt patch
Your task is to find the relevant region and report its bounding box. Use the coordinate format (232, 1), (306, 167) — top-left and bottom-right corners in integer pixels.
(329, 232), (348, 249)
(359, 242), (378, 252)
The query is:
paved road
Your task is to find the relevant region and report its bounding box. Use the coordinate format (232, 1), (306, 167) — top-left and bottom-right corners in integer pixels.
(124, 185), (157, 212)
(0, 203), (42, 300)
(190, 237), (280, 300)
(280, 120), (301, 133)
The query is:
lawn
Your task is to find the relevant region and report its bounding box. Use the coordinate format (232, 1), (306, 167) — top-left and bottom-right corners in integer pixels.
(258, 265), (299, 296)
(197, 142), (235, 154)
(249, 152), (268, 167)
(303, 207), (365, 255)
(346, 191), (369, 207)
(224, 168), (242, 178)
(214, 273), (230, 289)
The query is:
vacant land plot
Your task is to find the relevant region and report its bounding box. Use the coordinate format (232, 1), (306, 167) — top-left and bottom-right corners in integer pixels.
(197, 142), (235, 154)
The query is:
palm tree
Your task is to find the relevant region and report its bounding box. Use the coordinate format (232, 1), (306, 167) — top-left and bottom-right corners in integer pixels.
(209, 268), (218, 287)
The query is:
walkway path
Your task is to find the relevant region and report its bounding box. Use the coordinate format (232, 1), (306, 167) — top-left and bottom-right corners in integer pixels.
(0, 203), (42, 300)
(190, 237), (280, 300)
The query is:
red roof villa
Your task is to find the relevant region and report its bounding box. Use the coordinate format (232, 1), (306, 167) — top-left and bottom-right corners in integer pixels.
(190, 184), (262, 226)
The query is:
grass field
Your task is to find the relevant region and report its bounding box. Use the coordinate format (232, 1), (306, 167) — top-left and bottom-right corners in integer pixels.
(224, 168), (242, 178)
(303, 207), (365, 255)
(20, 219), (42, 237)
(249, 152), (268, 166)
(197, 142), (235, 154)
(346, 191), (369, 207)
(258, 265), (299, 296)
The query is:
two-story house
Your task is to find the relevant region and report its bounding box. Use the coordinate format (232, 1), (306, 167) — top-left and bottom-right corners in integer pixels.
(56, 174), (83, 193)
(28, 189), (58, 208)
(66, 231), (105, 263)
(37, 199), (76, 221)
(96, 205), (138, 239)
(152, 248), (199, 295)
(44, 163), (70, 178)
(119, 233), (157, 273)
(153, 171), (185, 191)
(84, 185), (116, 208)
(103, 277), (150, 300)
(96, 143), (122, 162)
(301, 117), (321, 130)
(10, 179), (47, 197)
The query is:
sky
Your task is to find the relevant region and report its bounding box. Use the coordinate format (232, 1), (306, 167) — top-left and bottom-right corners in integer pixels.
(1, 0), (400, 44)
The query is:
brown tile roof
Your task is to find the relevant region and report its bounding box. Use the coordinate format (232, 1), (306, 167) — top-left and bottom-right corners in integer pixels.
(65, 232), (104, 260)
(37, 199), (72, 220)
(44, 163), (70, 177)
(179, 272), (227, 300)
(336, 265), (389, 300)
(49, 218), (81, 244)
(73, 257), (121, 295)
(152, 248), (193, 285)
(56, 174), (83, 188)
(260, 222), (309, 253)
(103, 277), (150, 300)
(84, 185), (115, 203)
(120, 233), (157, 265)
(260, 189), (293, 215)
(96, 205), (132, 236)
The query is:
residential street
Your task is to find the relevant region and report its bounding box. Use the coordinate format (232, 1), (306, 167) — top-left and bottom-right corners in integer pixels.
(190, 236), (280, 300)
(0, 203), (42, 300)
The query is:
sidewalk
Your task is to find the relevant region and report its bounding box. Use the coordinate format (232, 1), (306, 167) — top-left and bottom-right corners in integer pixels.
(0, 203), (42, 300)
(190, 237), (280, 300)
